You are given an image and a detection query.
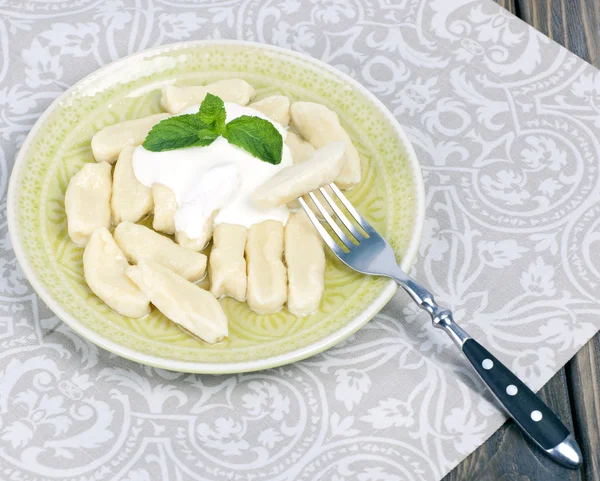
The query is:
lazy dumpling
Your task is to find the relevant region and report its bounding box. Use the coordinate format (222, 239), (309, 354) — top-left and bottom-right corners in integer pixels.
(285, 132), (315, 164)
(285, 212), (325, 316)
(253, 141), (346, 208)
(246, 220), (287, 314)
(161, 79), (255, 114)
(175, 216), (214, 252)
(65, 162), (112, 247)
(84, 227), (150, 318)
(127, 258), (227, 344)
(152, 184), (177, 235)
(91, 113), (170, 164)
(290, 101), (361, 189)
(114, 222), (207, 282)
(111, 146), (153, 224)
(209, 224), (247, 302)
(248, 95), (290, 126)
(285, 132), (334, 215)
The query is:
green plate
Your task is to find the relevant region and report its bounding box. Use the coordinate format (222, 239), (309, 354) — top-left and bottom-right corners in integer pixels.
(7, 41), (425, 373)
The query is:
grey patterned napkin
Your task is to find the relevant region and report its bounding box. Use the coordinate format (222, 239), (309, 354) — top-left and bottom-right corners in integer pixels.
(1, 1), (599, 480)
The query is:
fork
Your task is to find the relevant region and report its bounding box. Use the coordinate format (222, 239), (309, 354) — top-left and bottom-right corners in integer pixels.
(299, 183), (583, 469)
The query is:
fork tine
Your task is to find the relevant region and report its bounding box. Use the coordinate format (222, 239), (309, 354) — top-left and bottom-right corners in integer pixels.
(318, 187), (365, 240)
(298, 197), (348, 255)
(307, 192), (354, 249)
(328, 183), (373, 233)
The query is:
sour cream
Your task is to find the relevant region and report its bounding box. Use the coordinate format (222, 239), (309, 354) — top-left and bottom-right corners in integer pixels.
(132, 103), (293, 238)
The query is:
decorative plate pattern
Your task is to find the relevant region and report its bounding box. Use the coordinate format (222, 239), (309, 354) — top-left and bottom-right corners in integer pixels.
(8, 41), (424, 372)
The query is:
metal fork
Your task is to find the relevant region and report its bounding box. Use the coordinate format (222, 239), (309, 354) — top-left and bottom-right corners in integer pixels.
(299, 183), (583, 469)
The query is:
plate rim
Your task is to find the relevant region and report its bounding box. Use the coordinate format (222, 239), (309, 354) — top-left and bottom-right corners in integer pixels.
(7, 39), (425, 374)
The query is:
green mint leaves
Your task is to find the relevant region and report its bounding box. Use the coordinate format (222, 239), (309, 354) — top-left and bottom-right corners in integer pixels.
(224, 116), (283, 166)
(197, 93), (226, 134)
(142, 114), (214, 151)
(142, 93), (282, 165)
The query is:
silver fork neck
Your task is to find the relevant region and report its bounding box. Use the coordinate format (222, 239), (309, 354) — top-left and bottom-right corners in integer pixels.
(389, 269), (470, 348)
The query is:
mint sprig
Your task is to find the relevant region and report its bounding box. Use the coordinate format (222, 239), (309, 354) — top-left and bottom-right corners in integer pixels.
(142, 93), (283, 165)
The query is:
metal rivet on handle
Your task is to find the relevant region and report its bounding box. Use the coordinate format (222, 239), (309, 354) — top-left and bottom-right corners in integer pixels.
(531, 410), (543, 422)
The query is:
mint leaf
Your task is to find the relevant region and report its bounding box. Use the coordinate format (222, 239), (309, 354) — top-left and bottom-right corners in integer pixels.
(143, 114), (215, 152)
(197, 128), (219, 145)
(224, 116), (283, 165)
(198, 93), (226, 134)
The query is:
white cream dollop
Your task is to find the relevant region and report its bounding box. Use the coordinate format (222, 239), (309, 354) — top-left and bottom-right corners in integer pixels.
(132, 103), (293, 238)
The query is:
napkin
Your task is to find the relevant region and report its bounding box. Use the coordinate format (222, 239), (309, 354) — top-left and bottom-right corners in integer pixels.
(1, 0), (599, 479)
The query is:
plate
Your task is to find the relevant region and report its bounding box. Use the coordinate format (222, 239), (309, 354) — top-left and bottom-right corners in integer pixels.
(7, 41), (425, 373)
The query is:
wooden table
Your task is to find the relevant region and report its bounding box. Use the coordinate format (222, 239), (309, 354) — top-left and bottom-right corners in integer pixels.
(444, 1), (600, 480)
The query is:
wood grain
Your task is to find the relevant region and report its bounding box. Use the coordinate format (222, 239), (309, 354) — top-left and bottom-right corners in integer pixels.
(443, 1), (600, 480)
(515, 0), (600, 68)
(495, 0), (517, 15)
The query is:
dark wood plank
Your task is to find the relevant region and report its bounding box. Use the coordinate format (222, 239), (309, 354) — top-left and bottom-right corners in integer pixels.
(495, 0), (517, 15)
(515, 0), (600, 68)
(567, 335), (600, 480)
(444, 369), (582, 481)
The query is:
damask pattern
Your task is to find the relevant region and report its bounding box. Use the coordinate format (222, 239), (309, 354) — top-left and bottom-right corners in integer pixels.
(0, 1), (599, 480)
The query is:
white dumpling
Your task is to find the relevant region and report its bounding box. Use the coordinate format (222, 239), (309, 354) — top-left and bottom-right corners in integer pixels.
(127, 259), (227, 344)
(91, 113), (170, 164)
(253, 141), (346, 208)
(161, 79), (255, 114)
(113, 222), (207, 282)
(290, 101), (361, 188)
(152, 184), (177, 235)
(285, 212), (325, 316)
(285, 133), (333, 215)
(84, 227), (150, 318)
(209, 224), (247, 302)
(249, 95), (290, 126)
(246, 220), (287, 314)
(175, 214), (214, 252)
(285, 131), (315, 163)
(65, 162), (112, 247)
(111, 146), (153, 225)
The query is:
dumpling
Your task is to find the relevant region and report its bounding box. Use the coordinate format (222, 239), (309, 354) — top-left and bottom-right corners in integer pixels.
(285, 212), (325, 316)
(126, 259), (227, 344)
(65, 162), (112, 247)
(248, 95), (290, 126)
(290, 101), (361, 188)
(175, 215), (214, 252)
(209, 224), (247, 301)
(83, 227), (150, 318)
(111, 146), (153, 224)
(161, 79), (255, 114)
(246, 220), (287, 314)
(285, 132), (315, 163)
(113, 222), (207, 282)
(152, 184), (177, 235)
(285, 132), (333, 215)
(91, 113), (170, 164)
(253, 141), (346, 208)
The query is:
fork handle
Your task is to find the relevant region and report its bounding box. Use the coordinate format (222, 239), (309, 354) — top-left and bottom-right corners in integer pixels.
(396, 278), (582, 469)
(461, 338), (581, 467)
